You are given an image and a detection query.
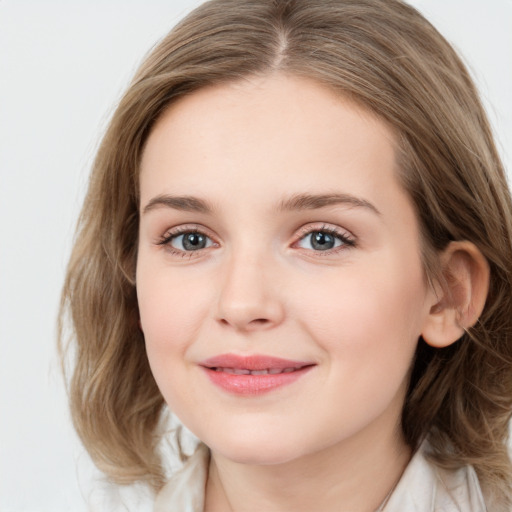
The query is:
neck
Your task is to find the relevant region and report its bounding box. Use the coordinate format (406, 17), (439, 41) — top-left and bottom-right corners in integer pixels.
(204, 421), (411, 512)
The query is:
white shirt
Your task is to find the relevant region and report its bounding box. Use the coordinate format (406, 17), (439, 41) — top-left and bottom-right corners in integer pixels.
(154, 443), (487, 511)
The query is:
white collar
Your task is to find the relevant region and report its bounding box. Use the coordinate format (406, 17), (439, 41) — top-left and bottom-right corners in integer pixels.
(154, 442), (486, 512)
(381, 444), (486, 511)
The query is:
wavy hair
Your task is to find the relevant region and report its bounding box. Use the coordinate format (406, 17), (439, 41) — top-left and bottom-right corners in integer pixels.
(59, 0), (512, 507)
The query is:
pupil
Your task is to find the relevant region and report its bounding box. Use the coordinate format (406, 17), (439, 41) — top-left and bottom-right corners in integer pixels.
(311, 232), (334, 251)
(183, 233), (206, 250)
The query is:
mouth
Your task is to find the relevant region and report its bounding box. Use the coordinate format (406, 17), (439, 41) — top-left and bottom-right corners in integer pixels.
(199, 354), (315, 395)
(210, 367), (301, 375)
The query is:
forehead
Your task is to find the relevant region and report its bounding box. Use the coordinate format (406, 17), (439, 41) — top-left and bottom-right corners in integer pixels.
(139, 73), (404, 217)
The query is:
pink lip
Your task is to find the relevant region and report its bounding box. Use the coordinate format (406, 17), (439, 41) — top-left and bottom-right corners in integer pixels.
(199, 354), (315, 395)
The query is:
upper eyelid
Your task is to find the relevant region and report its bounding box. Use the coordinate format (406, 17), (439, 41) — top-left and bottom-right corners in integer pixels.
(161, 222), (352, 235)
(294, 223), (355, 240)
(162, 223), (216, 238)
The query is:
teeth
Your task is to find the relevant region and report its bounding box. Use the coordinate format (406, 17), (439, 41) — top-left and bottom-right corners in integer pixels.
(222, 368), (251, 375)
(214, 367), (298, 375)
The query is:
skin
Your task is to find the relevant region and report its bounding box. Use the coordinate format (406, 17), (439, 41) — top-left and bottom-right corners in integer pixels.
(137, 74), (442, 512)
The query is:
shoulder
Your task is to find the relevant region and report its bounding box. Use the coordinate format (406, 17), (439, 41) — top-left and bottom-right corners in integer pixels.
(154, 443), (209, 512)
(383, 443), (487, 512)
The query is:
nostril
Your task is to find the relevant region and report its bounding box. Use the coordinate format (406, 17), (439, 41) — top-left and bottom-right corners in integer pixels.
(218, 317), (271, 330)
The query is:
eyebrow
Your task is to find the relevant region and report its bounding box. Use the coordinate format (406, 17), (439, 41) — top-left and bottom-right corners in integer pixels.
(277, 193), (380, 215)
(142, 192), (380, 216)
(143, 194), (214, 214)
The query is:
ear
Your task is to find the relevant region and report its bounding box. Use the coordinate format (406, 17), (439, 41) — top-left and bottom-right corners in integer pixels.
(421, 241), (490, 348)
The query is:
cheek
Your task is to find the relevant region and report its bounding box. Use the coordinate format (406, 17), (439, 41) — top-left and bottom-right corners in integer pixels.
(136, 271), (208, 414)
(296, 256), (428, 367)
(137, 265), (209, 362)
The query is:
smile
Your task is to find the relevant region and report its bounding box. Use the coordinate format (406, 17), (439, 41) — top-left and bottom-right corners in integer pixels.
(199, 354), (315, 395)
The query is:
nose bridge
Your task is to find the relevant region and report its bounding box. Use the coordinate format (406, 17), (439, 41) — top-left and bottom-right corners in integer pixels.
(216, 243), (284, 331)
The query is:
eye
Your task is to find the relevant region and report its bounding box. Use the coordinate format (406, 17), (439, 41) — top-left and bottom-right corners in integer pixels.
(296, 228), (354, 252)
(157, 227), (216, 255)
(169, 231), (213, 251)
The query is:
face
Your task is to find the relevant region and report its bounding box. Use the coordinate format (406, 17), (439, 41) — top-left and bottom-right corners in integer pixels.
(137, 74), (434, 466)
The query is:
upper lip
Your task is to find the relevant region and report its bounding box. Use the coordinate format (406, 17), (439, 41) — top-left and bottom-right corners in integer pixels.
(199, 353), (315, 371)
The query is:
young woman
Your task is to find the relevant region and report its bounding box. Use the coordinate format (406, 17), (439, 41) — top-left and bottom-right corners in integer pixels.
(59, 1), (512, 510)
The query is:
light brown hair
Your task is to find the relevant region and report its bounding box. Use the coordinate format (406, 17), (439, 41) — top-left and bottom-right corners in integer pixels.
(59, 0), (512, 508)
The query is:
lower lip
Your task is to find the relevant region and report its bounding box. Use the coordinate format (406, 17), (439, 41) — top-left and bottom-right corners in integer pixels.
(201, 366), (314, 395)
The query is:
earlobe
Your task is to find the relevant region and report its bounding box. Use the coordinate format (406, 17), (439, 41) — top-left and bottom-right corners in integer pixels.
(421, 241), (490, 348)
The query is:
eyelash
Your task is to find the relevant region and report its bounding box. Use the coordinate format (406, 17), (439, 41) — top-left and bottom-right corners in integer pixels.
(157, 226), (216, 258)
(157, 224), (356, 257)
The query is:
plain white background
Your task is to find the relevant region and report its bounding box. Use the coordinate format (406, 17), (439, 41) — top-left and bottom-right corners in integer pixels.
(0, 1), (511, 511)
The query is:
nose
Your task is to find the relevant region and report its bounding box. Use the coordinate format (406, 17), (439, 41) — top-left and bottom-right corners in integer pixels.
(215, 252), (285, 332)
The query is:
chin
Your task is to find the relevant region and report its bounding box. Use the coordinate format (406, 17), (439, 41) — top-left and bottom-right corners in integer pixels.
(203, 428), (310, 466)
